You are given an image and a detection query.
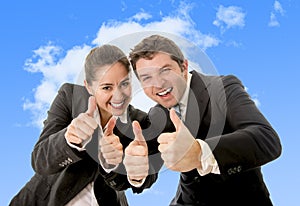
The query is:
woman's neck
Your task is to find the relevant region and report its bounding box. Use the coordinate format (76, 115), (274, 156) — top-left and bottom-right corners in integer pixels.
(99, 109), (112, 128)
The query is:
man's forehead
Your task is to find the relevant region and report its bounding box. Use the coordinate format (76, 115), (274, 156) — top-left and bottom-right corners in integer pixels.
(136, 65), (166, 73)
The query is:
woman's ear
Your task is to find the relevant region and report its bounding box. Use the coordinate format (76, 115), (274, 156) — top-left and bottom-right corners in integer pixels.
(84, 80), (94, 95)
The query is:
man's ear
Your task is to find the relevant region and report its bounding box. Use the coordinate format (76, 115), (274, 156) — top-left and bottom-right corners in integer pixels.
(84, 80), (94, 95)
(182, 59), (189, 79)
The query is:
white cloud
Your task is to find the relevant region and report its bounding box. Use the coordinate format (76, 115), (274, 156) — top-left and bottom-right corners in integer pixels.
(93, 3), (219, 50)
(213, 5), (246, 33)
(274, 0), (285, 15)
(121, 1), (127, 12)
(131, 11), (152, 21)
(23, 43), (91, 128)
(268, 1), (285, 27)
(225, 40), (243, 48)
(244, 87), (261, 107)
(23, 2), (220, 128)
(252, 97), (261, 108)
(268, 12), (280, 27)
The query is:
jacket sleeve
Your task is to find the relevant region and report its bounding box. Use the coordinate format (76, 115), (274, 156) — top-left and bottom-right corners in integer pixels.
(31, 83), (88, 175)
(205, 75), (282, 175)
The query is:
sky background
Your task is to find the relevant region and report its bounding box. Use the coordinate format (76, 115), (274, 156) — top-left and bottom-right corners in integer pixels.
(1, 0), (299, 205)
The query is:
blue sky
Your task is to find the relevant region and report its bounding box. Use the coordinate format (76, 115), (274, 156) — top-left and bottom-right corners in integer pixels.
(1, 0), (299, 205)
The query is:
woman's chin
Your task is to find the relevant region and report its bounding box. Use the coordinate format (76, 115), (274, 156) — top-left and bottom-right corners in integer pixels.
(112, 109), (126, 117)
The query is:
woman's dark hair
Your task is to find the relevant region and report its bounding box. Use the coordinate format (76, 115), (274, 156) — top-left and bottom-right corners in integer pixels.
(85, 44), (130, 85)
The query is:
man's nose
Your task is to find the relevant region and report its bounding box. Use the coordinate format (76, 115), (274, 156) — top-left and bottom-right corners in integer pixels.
(149, 74), (165, 88)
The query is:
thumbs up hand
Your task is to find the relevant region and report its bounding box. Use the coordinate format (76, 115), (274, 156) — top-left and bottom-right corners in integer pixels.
(157, 109), (202, 172)
(123, 121), (149, 182)
(65, 96), (98, 146)
(99, 117), (123, 166)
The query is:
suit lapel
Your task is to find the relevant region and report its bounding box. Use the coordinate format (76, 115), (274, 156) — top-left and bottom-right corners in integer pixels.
(184, 71), (210, 138)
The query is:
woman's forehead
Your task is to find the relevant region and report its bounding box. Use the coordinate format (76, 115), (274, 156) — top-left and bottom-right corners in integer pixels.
(94, 64), (130, 83)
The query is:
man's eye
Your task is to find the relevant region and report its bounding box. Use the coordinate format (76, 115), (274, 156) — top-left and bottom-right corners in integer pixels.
(161, 68), (171, 74)
(141, 76), (151, 82)
(102, 86), (112, 90)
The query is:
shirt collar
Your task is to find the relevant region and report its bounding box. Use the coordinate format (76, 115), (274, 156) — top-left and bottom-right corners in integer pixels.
(179, 72), (192, 109)
(114, 108), (128, 124)
(173, 72), (192, 121)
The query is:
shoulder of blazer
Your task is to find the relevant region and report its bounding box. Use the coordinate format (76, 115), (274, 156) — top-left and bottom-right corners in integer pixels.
(221, 74), (243, 88)
(57, 83), (90, 117)
(190, 71), (244, 101)
(58, 83), (89, 98)
(190, 70), (242, 86)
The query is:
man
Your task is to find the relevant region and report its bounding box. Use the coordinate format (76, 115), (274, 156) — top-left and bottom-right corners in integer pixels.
(128, 34), (282, 205)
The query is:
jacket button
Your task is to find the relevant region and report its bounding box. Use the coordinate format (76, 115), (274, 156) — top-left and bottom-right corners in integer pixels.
(193, 176), (200, 183)
(109, 181), (117, 187)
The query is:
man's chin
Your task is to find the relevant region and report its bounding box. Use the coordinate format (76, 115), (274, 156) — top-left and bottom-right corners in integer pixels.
(153, 95), (177, 109)
(158, 102), (176, 109)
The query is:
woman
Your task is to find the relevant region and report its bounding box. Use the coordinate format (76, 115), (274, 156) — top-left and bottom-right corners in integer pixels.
(9, 45), (157, 206)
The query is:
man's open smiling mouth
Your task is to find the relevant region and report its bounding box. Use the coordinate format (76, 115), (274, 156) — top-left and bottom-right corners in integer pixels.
(156, 87), (173, 96)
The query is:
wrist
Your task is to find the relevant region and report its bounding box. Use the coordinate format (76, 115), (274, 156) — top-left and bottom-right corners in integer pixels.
(194, 140), (202, 170)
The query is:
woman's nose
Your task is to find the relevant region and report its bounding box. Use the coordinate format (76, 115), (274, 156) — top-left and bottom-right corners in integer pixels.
(112, 88), (123, 100)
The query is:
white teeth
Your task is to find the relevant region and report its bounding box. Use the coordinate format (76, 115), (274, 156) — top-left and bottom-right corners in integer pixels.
(157, 87), (172, 96)
(111, 101), (124, 108)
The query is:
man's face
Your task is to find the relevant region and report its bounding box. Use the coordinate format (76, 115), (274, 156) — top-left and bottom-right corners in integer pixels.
(135, 52), (188, 109)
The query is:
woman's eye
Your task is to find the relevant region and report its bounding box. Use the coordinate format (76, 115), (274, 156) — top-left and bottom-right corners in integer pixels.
(121, 81), (129, 87)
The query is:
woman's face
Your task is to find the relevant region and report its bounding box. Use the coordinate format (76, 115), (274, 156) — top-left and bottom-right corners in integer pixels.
(86, 62), (132, 117)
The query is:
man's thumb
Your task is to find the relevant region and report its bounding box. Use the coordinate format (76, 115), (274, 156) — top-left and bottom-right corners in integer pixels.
(170, 108), (181, 131)
(104, 117), (116, 136)
(132, 121), (146, 144)
(86, 96), (97, 117)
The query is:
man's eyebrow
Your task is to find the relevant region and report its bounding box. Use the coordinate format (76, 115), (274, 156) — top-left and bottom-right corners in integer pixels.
(139, 73), (150, 78)
(159, 64), (172, 70)
(138, 64), (173, 77)
(99, 83), (113, 86)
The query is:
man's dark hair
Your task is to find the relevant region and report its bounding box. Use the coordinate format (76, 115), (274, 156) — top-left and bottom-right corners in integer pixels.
(129, 35), (185, 77)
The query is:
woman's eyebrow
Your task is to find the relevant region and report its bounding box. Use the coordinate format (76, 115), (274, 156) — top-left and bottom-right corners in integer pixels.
(120, 77), (130, 83)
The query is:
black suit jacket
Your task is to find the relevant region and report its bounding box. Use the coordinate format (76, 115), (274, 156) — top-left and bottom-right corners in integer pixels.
(10, 83), (158, 206)
(148, 71), (282, 206)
